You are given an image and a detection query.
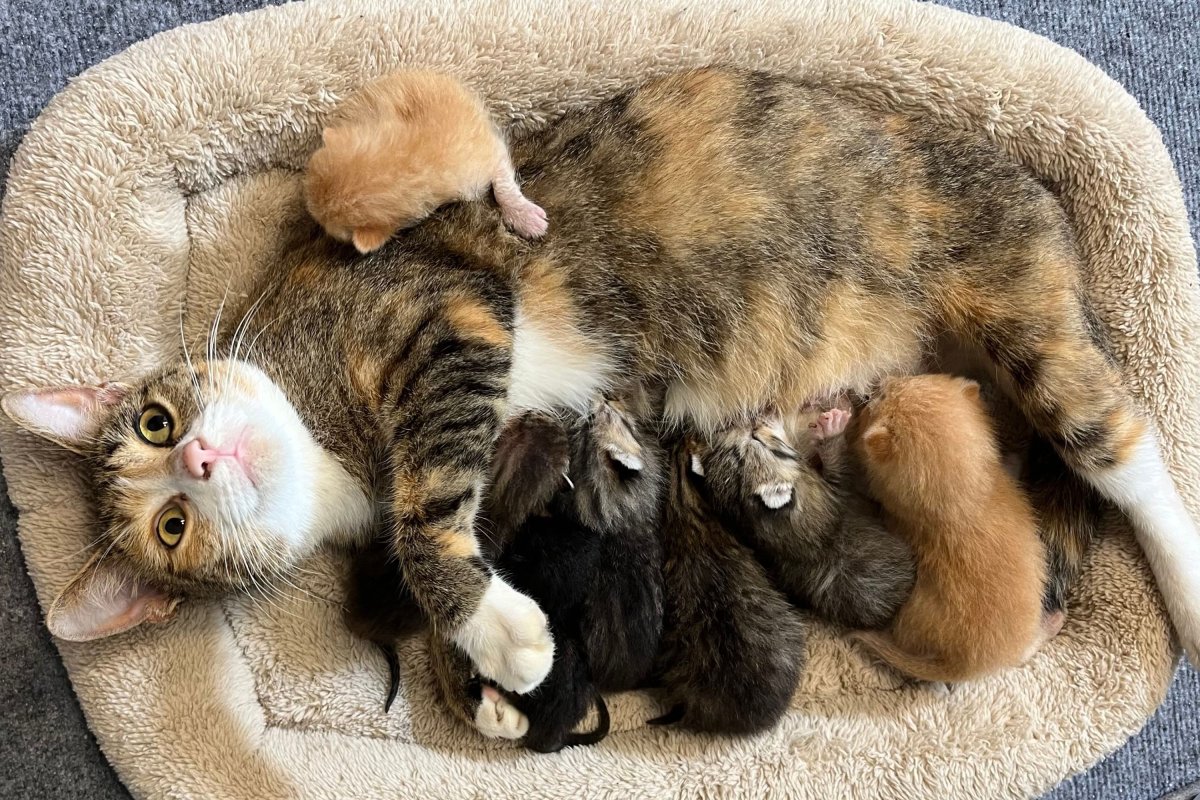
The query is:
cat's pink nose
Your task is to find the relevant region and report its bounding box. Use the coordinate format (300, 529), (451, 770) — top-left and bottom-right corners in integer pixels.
(182, 438), (219, 479)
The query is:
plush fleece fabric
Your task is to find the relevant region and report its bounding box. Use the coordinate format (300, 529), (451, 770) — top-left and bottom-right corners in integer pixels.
(0, 0), (1196, 797)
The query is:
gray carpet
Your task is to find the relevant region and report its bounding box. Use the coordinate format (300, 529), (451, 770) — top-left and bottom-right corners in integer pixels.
(0, 1), (1197, 798)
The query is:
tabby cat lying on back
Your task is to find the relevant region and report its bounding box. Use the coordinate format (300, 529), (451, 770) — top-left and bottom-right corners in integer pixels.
(6, 68), (1199, 698)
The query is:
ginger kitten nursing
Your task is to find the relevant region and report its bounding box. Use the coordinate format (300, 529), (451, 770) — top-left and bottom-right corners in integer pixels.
(304, 70), (547, 253)
(852, 375), (1058, 682)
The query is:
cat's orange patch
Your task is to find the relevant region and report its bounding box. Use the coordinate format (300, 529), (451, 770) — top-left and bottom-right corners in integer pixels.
(1108, 407), (1147, 466)
(434, 527), (479, 559)
(347, 352), (385, 407)
(444, 294), (511, 348)
(621, 70), (769, 250)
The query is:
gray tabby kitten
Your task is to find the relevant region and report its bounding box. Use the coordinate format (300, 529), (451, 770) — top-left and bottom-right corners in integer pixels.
(697, 405), (914, 629)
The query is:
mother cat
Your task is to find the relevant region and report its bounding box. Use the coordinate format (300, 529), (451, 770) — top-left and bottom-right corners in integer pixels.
(6, 68), (1200, 694)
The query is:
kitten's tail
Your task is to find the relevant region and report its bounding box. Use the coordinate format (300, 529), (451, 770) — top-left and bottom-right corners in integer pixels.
(564, 689), (611, 748)
(852, 631), (982, 683)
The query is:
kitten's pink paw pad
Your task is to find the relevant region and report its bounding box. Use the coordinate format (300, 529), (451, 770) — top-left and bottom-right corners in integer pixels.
(475, 685), (530, 739)
(813, 408), (851, 440)
(501, 198), (549, 239)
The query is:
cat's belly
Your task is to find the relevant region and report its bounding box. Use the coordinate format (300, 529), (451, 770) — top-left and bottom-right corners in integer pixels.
(510, 278), (926, 426)
(508, 308), (615, 414)
(665, 288), (928, 431)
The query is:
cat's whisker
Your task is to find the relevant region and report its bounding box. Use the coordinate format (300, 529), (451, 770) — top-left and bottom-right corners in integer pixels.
(207, 284), (231, 399)
(177, 301), (205, 411)
(43, 534), (110, 566)
(228, 287), (271, 368)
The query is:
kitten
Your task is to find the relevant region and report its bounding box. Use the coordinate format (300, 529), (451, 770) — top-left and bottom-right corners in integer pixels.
(346, 401), (662, 750)
(7, 67), (1194, 695)
(342, 538), (422, 712)
(475, 399), (665, 748)
(652, 435), (807, 734)
(849, 374), (1059, 682)
(699, 404), (914, 630)
(304, 69), (547, 253)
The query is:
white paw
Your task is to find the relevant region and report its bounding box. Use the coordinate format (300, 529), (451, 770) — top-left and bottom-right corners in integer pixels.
(755, 483), (793, 509)
(474, 684), (530, 739)
(453, 577), (554, 694)
(502, 197), (549, 239)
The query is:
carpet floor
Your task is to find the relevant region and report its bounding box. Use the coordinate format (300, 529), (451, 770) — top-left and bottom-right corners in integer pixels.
(0, 1), (1196, 798)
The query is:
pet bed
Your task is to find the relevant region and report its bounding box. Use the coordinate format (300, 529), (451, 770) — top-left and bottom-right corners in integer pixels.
(1, 0), (1197, 797)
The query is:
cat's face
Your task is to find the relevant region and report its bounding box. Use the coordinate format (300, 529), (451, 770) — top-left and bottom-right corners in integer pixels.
(697, 416), (806, 513)
(4, 358), (357, 641)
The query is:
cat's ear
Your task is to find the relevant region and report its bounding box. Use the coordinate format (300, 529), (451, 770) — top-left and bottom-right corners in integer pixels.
(351, 226), (393, 253)
(685, 435), (710, 477)
(861, 424), (893, 462)
(754, 482), (794, 510)
(320, 126), (346, 148)
(46, 551), (183, 642)
(2, 383), (129, 454)
(960, 379), (982, 401)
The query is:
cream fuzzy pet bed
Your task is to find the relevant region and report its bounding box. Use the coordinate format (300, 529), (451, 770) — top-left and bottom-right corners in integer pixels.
(1, 0), (1198, 797)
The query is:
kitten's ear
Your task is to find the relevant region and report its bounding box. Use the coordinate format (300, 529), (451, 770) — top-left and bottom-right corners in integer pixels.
(351, 226), (393, 253)
(861, 425), (893, 462)
(755, 483), (794, 510)
(320, 126), (346, 148)
(2, 383), (129, 454)
(46, 551), (183, 642)
(960, 379), (982, 401)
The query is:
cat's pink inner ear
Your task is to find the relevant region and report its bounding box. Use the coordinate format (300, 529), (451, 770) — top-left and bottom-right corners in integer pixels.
(46, 552), (182, 642)
(1, 384), (128, 452)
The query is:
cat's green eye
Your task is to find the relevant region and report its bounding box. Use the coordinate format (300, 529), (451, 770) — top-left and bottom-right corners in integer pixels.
(137, 404), (174, 446)
(155, 504), (187, 548)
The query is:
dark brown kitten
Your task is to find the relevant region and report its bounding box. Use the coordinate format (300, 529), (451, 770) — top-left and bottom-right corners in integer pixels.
(653, 436), (807, 734)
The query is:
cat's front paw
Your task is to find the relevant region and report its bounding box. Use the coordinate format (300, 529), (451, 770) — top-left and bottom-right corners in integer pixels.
(475, 684), (529, 739)
(453, 577), (554, 694)
(501, 197), (549, 239)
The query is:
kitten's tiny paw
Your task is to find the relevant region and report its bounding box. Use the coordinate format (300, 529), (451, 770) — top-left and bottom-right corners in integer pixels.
(453, 578), (554, 694)
(813, 408), (851, 440)
(502, 198), (549, 239)
(475, 685), (529, 739)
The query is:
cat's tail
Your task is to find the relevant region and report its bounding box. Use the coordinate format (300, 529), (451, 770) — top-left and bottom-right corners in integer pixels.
(851, 631), (983, 683)
(1023, 435), (1103, 614)
(564, 689), (611, 748)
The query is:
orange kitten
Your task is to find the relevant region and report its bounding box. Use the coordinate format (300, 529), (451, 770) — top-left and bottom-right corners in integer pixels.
(304, 70), (547, 253)
(850, 374), (1061, 683)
